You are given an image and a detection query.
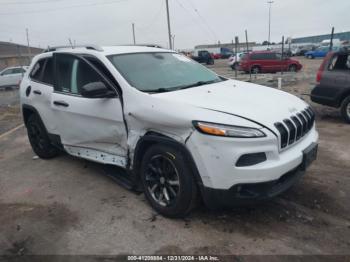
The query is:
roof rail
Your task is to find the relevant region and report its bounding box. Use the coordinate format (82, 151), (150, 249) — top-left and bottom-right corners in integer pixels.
(134, 44), (164, 48)
(43, 44), (103, 53)
(115, 43), (164, 49)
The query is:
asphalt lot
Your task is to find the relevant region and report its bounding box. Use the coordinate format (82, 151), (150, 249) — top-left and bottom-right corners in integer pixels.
(0, 57), (349, 256)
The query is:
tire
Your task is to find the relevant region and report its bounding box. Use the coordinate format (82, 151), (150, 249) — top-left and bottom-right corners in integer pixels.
(307, 55), (313, 59)
(140, 144), (198, 218)
(231, 63), (239, 71)
(26, 114), (59, 159)
(207, 59), (214, 65)
(340, 96), (350, 124)
(289, 64), (297, 72)
(251, 66), (260, 74)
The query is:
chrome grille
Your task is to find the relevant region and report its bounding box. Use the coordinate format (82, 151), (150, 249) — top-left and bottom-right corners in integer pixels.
(274, 107), (315, 149)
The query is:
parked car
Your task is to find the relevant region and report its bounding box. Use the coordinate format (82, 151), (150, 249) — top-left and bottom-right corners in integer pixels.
(290, 45), (316, 57)
(0, 66), (28, 89)
(20, 45), (318, 217)
(196, 47), (233, 59)
(305, 46), (337, 59)
(239, 51), (302, 74)
(191, 50), (214, 65)
(227, 52), (247, 70)
(212, 53), (222, 59)
(311, 49), (350, 123)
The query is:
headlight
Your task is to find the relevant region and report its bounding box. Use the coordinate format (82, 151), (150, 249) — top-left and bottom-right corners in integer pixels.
(193, 121), (266, 138)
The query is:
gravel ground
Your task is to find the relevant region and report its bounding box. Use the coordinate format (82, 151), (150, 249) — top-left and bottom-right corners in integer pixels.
(0, 57), (349, 257)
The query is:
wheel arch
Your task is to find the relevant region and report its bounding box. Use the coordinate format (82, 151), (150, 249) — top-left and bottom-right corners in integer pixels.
(338, 89), (350, 107)
(250, 64), (261, 72)
(22, 104), (41, 126)
(131, 131), (204, 187)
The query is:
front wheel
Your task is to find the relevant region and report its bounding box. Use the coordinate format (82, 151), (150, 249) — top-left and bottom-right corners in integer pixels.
(289, 64), (297, 72)
(340, 96), (350, 124)
(140, 144), (198, 218)
(231, 63), (239, 70)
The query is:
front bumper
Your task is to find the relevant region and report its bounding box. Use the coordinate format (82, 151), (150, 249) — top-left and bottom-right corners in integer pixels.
(186, 126), (318, 190)
(200, 165), (305, 208)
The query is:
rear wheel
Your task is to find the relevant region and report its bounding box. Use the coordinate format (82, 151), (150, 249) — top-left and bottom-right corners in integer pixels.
(307, 55), (313, 59)
(27, 114), (59, 159)
(207, 59), (214, 65)
(140, 144), (198, 218)
(251, 66), (260, 74)
(340, 96), (350, 124)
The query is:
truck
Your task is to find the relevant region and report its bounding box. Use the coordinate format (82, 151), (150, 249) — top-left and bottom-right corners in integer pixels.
(191, 50), (214, 65)
(194, 47), (233, 59)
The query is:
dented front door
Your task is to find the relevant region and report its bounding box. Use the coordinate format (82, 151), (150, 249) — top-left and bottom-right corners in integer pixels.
(51, 53), (127, 162)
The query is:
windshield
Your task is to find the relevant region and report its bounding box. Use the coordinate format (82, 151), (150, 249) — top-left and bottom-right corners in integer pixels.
(108, 52), (222, 93)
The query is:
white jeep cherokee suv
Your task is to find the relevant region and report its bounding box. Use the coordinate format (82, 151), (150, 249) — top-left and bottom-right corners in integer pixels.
(20, 45), (318, 217)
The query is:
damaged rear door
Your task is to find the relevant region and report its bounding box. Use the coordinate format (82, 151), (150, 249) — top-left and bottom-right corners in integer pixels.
(51, 53), (128, 166)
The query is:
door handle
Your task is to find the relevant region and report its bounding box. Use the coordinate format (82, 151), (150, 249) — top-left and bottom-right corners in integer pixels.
(33, 90), (42, 95)
(53, 100), (69, 107)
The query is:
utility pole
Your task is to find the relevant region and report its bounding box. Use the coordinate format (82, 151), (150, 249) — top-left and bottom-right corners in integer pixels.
(267, 1), (274, 47)
(132, 23), (136, 45)
(165, 0), (172, 49)
(234, 36), (239, 78)
(25, 28), (31, 61)
(245, 30), (249, 52)
(329, 27), (335, 51)
(68, 38), (73, 48)
(172, 35), (175, 50)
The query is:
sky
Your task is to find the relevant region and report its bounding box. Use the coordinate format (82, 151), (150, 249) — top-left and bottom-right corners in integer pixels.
(0, 0), (349, 50)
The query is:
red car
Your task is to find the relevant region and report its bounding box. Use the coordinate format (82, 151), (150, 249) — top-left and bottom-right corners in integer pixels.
(239, 51), (302, 74)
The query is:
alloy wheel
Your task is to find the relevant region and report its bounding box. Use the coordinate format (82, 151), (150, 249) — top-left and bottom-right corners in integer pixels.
(145, 155), (180, 207)
(28, 122), (46, 150)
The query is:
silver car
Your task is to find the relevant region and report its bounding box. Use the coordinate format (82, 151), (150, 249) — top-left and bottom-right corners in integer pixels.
(0, 66), (28, 89)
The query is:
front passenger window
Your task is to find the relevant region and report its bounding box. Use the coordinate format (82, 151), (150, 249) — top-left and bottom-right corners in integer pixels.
(55, 54), (106, 95)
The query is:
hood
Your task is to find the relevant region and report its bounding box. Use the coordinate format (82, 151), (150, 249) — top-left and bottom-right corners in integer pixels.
(154, 80), (309, 132)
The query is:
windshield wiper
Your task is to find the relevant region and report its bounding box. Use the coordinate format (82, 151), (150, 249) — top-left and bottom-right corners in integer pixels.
(177, 79), (221, 90)
(141, 88), (175, 93)
(141, 79), (221, 93)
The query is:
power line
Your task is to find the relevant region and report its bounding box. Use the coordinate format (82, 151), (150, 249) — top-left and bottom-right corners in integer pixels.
(186, 0), (218, 40)
(0, 0), (131, 15)
(174, 0), (216, 42)
(136, 0), (164, 31)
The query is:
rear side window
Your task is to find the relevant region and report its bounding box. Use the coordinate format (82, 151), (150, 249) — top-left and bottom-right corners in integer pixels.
(30, 59), (46, 81)
(42, 58), (54, 85)
(1, 68), (14, 75)
(251, 53), (274, 60)
(329, 54), (350, 71)
(12, 68), (25, 74)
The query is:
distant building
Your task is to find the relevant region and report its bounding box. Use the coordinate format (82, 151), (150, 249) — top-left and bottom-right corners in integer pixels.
(292, 31), (350, 44)
(195, 42), (256, 52)
(0, 41), (43, 70)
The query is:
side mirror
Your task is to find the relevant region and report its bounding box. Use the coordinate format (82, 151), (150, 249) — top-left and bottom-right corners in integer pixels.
(81, 81), (115, 98)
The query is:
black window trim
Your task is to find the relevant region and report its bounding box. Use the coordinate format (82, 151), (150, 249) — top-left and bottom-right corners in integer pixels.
(327, 53), (350, 71)
(52, 52), (120, 98)
(29, 57), (53, 86)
